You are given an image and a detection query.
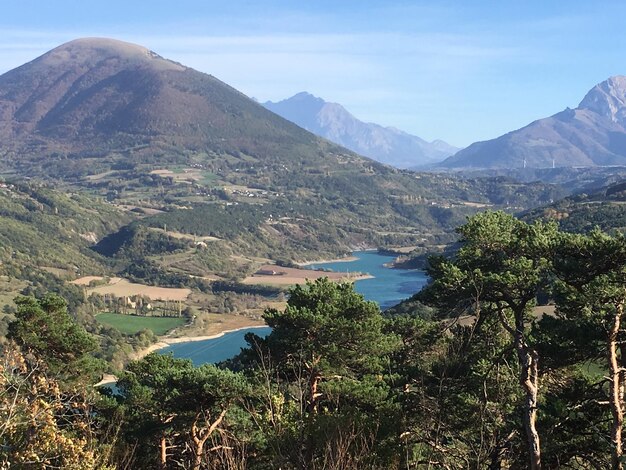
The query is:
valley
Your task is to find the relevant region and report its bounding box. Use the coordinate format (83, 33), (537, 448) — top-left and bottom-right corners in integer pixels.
(0, 38), (623, 353)
(0, 38), (621, 363)
(0, 31), (626, 469)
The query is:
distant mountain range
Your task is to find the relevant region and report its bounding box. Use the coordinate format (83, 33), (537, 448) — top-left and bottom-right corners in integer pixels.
(441, 76), (626, 169)
(263, 92), (458, 168)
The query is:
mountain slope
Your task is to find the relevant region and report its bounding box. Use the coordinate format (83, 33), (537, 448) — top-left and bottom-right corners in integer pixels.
(0, 181), (128, 272)
(263, 92), (458, 168)
(0, 38), (568, 268)
(524, 179), (626, 233)
(0, 38), (358, 178)
(441, 76), (626, 169)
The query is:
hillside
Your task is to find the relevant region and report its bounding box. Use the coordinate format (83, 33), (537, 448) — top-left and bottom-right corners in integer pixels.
(264, 92), (457, 168)
(524, 179), (626, 233)
(0, 38), (566, 255)
(0, 181), (128, 272)
(0, 38), (357, 179)
(440, 76), (626, 169)
(0, 181), (129, 333)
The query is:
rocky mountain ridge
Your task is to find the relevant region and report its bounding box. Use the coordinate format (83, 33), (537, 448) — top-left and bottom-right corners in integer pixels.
(264, 92), (458, 168)
(441, 75), (626, 169)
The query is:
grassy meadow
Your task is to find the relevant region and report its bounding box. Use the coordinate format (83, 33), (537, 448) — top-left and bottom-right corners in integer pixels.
(96, 312), (187, 335)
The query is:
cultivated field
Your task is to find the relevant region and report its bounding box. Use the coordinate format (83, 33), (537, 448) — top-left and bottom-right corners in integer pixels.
(150, 168), (216, 186)
(242, 265), (371, 286)
(73, 276), (191, 301)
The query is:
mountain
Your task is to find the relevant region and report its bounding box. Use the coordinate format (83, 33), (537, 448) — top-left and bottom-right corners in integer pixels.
(0, 38), (359, 178)
(441, 76), (626, 169)
(0, 38), (568, 270)
(263, 92), (458, 168)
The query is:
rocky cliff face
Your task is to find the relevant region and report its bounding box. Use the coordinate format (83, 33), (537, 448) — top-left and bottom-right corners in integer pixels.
(578, 76), (626, 125)
(440, 76), (626, 169)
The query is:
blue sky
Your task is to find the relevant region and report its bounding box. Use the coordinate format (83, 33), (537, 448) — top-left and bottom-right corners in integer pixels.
(2, 1), (626, 147)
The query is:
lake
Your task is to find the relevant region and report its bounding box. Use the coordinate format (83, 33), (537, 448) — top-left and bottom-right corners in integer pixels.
(161, 250), (427, 364)
(161, 327), (272, 366)
(308, 250), (428, 310)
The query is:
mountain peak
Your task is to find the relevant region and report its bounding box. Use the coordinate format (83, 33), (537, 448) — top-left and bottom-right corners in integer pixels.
(578, 75), (626, 123)
(60, 37), (150, 54)
(291, 91), (324, 102)
(0, 37), (330, 161)
(37, 37), (185, 72)
(265, 92), (326, 110)
(440, 75), (626, 169)
(263, 93), (457, 168)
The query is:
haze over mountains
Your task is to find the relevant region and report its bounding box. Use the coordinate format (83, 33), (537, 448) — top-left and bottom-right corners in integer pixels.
(263, 92), (458, 168)
(441, 76), (626, 170)
(5, 37), (626, 176)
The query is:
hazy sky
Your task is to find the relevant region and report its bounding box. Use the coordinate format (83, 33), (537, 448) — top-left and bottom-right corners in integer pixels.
(2, 1), (626, 146)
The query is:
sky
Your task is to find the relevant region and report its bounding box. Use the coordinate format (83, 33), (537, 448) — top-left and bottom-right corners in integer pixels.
(2, 1), (626, 147)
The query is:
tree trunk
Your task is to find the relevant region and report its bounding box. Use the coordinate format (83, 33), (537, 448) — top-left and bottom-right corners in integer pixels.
(160, 435), (168, 470)
(499, 307), (542, 470)
(192, 442), (204, 470)
(609, 308), (624, 470)
(307, 370), (322, 414)
(513, 318), (542, 470)
(191, 409), (228, 470)
(303, 368), (323, 467)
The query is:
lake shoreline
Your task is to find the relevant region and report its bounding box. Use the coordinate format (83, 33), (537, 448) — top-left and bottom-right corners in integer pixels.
(129, 251), (427, 366)
(95, 323), (268, 387)
(297, 256), (359, 266)
(131, 323), (269, 360)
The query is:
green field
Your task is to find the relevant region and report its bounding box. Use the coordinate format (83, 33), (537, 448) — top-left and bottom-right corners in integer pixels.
(96, 313), (187, 335)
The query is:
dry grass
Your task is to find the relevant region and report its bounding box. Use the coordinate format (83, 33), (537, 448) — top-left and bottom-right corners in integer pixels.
(0, 276), (29, 311)
(71, 276), (105, 286)
(41, 266), (75, 278)
(384, 246), (417, 254)
(150, 168), (202, 182)
(148, 227), (220, 242)
(114, 204), (165, 215)
(242, 265), (371, 286)
(81, 277), (191, 301)
(172, 312), (266, 338)
(461, 201), (493, 208)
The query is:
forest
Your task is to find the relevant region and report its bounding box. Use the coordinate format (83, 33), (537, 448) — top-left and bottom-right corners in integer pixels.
(1, 211), (626, 469)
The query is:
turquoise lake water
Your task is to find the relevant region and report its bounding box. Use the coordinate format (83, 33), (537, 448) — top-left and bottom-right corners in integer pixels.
(161, 327), (272, 366)
(161, 251), (427, 364)
(308, 250), (428, 310)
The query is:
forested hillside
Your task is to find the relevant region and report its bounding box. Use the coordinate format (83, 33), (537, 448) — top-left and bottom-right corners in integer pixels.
(0, 181), (128, 271)
(525, 179), (626, 233)
(3, 212), (626, 469)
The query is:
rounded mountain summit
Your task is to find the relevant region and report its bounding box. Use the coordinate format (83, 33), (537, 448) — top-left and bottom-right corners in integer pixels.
(0, 37), (357, 174)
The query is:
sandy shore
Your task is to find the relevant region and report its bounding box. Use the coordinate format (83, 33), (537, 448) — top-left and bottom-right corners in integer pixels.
(297, 256), (358, 266)
(94, 373), (118, 388)
(131, 324), (268, 360)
